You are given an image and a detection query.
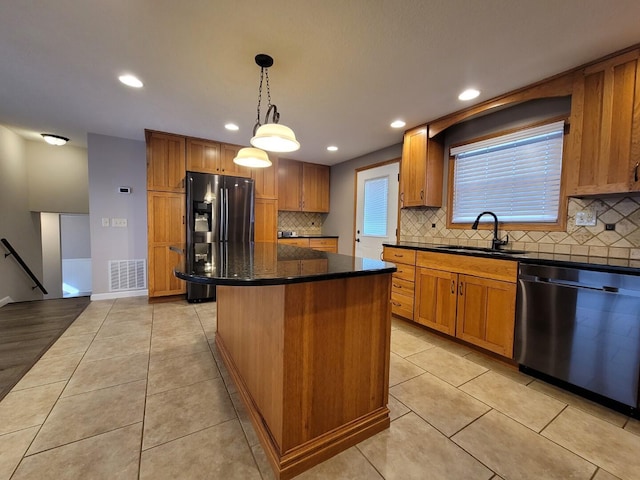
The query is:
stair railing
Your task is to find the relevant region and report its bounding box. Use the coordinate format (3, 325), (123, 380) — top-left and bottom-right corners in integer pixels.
(1, 238), (48, 294)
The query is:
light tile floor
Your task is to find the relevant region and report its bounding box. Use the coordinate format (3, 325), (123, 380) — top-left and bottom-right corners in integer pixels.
(0, 298), (639, 479)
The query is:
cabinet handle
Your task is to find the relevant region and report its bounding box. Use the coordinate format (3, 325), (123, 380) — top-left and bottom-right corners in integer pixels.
(394, 254), (403, 257)
(393, 283), (401, 289)
(635, 162), (639, 182)
(459, 282), (463, 296)
(182, 215), (185, 225)
(391, 301), (401, 307)
(420, 189), (424, 200)
(451, 280), (455, 294)
(400, 192), (404, 206)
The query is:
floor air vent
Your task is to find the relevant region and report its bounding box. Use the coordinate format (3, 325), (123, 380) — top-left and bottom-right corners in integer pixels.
(109, 259), (146, 291)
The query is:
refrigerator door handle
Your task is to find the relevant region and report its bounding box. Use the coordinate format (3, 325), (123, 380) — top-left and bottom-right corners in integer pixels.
(219, 187), (225, 241)
(224, 188), (229, 242)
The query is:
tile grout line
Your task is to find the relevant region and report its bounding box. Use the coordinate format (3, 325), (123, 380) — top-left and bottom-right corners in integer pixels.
(137, 299), (155, 480)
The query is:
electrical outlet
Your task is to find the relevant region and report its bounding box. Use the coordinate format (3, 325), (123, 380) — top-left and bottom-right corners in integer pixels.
(111, 218), (128, 228)
(575, 210), (596, 226)
(101, 217), (110, 227)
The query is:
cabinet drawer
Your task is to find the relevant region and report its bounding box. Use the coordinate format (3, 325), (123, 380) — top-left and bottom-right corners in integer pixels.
(416, 251), (517, 283)
(393, 264), (415, 282)
(391, 277), (415, 296)
(391, 291), (414, 320)
(309, 238), (337, 252)
(278, 238), (310, 248)
(383, 247), (416, 265)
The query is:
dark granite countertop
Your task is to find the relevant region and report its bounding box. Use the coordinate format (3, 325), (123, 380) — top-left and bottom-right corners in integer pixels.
(385, 241), (640, 275)
(175, 242), (395, 286)
(277, 235), (339, 239)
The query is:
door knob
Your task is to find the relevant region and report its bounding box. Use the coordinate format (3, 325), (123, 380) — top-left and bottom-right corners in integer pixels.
(355, 238), (360, 242)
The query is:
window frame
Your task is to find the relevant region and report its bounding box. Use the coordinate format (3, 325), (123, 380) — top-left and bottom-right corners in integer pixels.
(445, 116), (569, 232)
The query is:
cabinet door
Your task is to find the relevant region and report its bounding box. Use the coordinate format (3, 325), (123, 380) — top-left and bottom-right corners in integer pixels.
(186, 138), (220, 174)
(147, 132), (186, 192)
(414, 267), (457, 335)
(569, 50), (640, 195)
(278, 159), (303, 211)
(400, 127), (443, 208)
(302, 163), (330, 212)
(455, 274), (516, 358)
(254, 198), (278, 242)
(147, 192), (186, 296)
(253, 155), (278, 199)
(220, 143), (252, 178)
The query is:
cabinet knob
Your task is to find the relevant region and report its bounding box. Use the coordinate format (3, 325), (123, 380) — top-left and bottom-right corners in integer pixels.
(459, 282), (464, 296)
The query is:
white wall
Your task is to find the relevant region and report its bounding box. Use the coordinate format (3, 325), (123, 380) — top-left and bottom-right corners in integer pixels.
(41, 213), (62, 299)
(0, 126), (44, 303)
(87, 133), (147, 298)
(26, 140), (89, 213)
(324, 144), (402, 254)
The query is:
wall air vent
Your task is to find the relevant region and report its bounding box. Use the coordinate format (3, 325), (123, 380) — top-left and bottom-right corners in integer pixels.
(108, 259), (146, 291)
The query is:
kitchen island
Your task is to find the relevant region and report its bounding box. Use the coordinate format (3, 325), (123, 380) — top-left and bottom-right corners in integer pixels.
(175, 242), (396, 479)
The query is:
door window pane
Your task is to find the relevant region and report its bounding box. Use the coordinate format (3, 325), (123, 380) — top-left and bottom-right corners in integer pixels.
(363, 177), (388, 236)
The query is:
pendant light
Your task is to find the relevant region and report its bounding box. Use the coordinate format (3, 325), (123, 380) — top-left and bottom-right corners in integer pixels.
(233, 54), (299, 169)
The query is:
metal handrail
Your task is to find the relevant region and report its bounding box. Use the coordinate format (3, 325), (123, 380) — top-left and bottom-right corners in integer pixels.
(1, 238), (48, 294)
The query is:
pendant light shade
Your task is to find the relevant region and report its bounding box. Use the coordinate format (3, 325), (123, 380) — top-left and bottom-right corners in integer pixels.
(232, 147), (272, 168)
(251, 123), (300, 153)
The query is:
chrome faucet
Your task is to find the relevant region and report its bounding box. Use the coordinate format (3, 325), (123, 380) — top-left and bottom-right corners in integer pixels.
(471, 211), (508, 250)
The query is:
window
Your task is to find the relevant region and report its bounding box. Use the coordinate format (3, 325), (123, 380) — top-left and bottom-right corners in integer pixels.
(363, 176), (388, 236)
(450, 120), (564, 224)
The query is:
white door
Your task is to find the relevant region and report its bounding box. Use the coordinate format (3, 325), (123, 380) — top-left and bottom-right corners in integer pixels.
(355, 162), (399, 259)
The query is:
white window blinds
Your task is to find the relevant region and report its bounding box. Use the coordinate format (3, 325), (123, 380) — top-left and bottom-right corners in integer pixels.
(450, 120), (564, 224)
(363, 176), (389, 236)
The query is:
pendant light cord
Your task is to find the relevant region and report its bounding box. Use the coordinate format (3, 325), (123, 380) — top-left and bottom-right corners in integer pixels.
(253, 67), (279, 135)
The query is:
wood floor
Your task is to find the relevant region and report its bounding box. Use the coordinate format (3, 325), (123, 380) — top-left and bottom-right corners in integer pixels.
(0, 296), (90, 401)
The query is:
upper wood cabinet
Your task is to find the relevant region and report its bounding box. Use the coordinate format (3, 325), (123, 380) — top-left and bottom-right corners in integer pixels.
(254, 198), (278, 242)
(147, 132), (186, 192)
(186, 139), (252, 178)
(567, 49), (640, 196)
(400, 126), (444, 208)
(220, 143), (253, 178)
(252, 155), (278, 199)
(278, 159), (330, 212)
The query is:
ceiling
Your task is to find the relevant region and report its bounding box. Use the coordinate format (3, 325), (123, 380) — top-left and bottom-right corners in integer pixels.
(2, 1), (640, 166)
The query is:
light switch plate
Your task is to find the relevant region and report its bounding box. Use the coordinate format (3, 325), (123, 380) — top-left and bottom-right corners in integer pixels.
(101, 217), (110, 227)
(111, 218), (128, 228)
(575, 210), (596, 226)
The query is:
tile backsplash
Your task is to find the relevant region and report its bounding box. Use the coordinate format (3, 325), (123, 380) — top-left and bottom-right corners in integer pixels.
(400, 195), (640, 260)
(277, 211), (324, 235)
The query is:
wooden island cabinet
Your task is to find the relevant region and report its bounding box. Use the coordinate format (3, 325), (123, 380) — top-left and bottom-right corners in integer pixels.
(175, 244), (395, 479)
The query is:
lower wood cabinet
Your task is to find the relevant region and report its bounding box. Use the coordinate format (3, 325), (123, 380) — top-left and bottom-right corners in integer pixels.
(147, 191), (186, 297)
(278, 237), (338, 253)
(455, 274), (516, 357)
(383, 246), (416, 321)
(416, 251), (517, 358)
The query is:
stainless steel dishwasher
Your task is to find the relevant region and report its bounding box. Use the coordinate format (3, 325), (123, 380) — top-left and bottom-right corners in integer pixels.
(515, 263), (640, 417)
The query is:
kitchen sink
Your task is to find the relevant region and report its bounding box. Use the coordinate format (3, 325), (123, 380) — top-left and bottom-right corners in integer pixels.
(435, 245), (527, 255)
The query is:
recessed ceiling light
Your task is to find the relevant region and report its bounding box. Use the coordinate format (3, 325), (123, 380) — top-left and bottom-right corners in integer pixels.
(390, 120), (406, 129)
(327, 146), (338, 152)
(118, 74), (143, 88)
(458, 88), (480, 101)
(225, 123), (239, 131)
(41, 133), (69, 146)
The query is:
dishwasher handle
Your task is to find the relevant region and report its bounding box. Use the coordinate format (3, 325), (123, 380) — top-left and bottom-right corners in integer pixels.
(520, 274), (619, 293)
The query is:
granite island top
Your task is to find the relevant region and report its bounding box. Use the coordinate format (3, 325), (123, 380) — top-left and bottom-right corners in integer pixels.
(386, 241), (640, 275)
(277, 234), (339, 239)
(175, 242), (395, 286)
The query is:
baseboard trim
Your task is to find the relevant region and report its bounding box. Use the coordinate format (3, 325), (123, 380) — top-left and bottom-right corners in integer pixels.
(90, 290), (148, 301)
(0, 296), (14, 308)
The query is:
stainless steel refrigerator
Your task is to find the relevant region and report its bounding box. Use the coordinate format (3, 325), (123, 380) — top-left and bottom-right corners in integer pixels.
(186, 172), (255, 302)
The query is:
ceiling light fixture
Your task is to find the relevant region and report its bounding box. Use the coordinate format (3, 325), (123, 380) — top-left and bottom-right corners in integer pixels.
(232, 147), (272, 168)
(458, 88), (480, 101)
(118, 74), (143, 88)
(41, 133), (69, 146)
(234, 54), (299, 168)
(390, 120), (406, 129)
(225, 123), (239, 131)
(327, 146), (338, 152)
